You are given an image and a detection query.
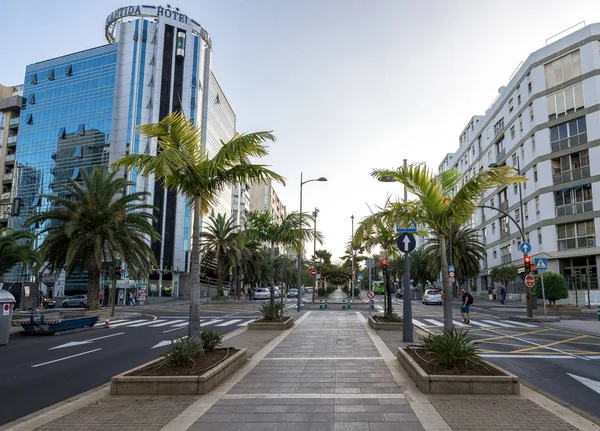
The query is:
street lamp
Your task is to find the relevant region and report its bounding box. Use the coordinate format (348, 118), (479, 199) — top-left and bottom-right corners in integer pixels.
(351, 215), (355, 302)
(297, 173), (327, 312)
(312, 208), (319, 303)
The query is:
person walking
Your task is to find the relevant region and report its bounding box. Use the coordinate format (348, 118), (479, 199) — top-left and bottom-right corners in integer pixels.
(460, 287), (473, 324)
(500, 285), (507, 305)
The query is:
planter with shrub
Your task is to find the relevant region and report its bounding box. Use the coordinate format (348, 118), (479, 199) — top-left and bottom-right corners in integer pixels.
(111, 329), (247, 395)
(248, 298), (294, 330)
(397, 328), (519, 394)
(369, 313), (403, 330)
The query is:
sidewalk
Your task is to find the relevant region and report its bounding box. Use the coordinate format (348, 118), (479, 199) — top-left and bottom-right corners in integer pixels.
(3, 311), (599, 431)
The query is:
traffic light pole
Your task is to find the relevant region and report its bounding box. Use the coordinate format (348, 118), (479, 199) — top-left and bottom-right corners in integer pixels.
(402, 158), (413, 342)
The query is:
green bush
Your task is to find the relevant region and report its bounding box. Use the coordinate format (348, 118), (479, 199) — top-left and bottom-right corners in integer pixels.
(165, 337), (203, 366)
(421, 328), (480, 367)
(259, 298), (287, 320)
(200, 329), (223, 352)
(532, 272), (568, 305)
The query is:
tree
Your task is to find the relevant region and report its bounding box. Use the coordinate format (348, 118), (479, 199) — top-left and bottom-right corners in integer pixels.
(533, 272), (568, 305)
(0, 228), (37, 279)
(113, 112), (284, 337)
(409, 247), (436, 288)
(489, 265), (518, 287)
(26, 168), (157, 309)
(199, 214), (241, 296)
(357, 163), (524, 333)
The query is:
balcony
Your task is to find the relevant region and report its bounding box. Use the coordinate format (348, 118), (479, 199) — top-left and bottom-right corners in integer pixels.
(558, 236), (596, 251)
(0, 192), (10, 201)
(555, 201), (593, 217)
(4, 154), (15, 164)
(553, 166), (591, 185)
(8, 118), (19, 129)
(551, 132), (587, 152)
(501, 254), (512, 265)
(496, 148), (506, 161)
(499, 200), (508, 212)
(6, 136), (17, 147)
(3, 173), (13, 184)
(0, 204), (10, 221)
(500, 226), (511, 239)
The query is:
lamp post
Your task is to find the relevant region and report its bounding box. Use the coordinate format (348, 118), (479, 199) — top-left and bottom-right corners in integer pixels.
(297, 172), (327, 312)
(351, 215), (355, 302)
(488, 158), (532, 317)
(312, 208), (319, 303)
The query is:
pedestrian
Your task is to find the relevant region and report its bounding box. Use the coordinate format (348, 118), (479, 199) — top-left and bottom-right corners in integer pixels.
(249, 287), (253, 301)
(460, 287), (473, 324)
(99, 291), (104, 306)
(492, 287), (497, 301)
(500, 285), (507, 304)
(488, 286), (493, 301)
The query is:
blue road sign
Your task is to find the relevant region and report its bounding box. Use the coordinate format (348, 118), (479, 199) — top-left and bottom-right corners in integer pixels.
(534, 258), (548, 270)
(519, 242), (532, 254)
(358, 274), (363, 281)
(448, 265), (456, 273)
(397, 233), (416, 253)
(396, 221), (417, 233)
(124, 272), (130, 279)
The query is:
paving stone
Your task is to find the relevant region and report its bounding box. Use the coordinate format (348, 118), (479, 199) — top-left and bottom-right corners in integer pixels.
(285, 404), (334, 413)
(368, 421), (425, 431)
(188, 423), (245, 431)
(334, 412), (385, 422)
(282, 413), (334, 422)
(241, 423), (280, 431)
(278, 423), (334, 431)
(333, 422), (370, 431)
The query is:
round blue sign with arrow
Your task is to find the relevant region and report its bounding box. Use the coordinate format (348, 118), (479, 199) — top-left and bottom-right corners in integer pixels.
(519, 242), (532, 254)
(397, 233), (416, 253)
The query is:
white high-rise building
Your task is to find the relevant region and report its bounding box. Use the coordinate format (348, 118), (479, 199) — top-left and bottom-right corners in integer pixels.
(440, 23), (600, 297)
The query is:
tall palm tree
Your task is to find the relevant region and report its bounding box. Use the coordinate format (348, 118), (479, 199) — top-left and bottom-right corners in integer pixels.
(357, 163), (524, 332)
(409, 247), (436, 289)
(26, 168), (157, 309)
(113, 112), (284, 337)
(0, 228), (37, 279)
(199, 214), (241, 296)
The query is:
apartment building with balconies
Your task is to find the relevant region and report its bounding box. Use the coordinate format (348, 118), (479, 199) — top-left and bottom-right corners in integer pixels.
(0, 84), (23, 228)
(440, 23), (600, 296)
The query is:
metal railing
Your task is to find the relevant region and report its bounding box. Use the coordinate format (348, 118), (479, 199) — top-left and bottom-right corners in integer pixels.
(8, 118), (19, 127)
(558, 236), (596, 251)
(0, 192), (10, 201)
(3, 173), (13, 182)
(550, 132), (587, 152)
(555, 200), (593, 217)
(4, 154), (15, 163)
(501, 254), (512, 264)
(553, 166), (591, 185)
(7, 136), (17, 146)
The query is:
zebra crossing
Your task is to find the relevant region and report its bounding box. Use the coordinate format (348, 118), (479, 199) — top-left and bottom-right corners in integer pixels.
(411, 317), (538, 331)
(95, 317), (257, 331)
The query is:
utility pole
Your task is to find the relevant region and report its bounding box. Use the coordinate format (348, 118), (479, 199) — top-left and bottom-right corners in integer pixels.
(402, 158), (414, 342)
(312, 208), (319, 302)
(351, 215), (355, 302)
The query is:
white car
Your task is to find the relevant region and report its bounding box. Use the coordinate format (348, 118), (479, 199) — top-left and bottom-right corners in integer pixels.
(253, 288), (270, 300)
(422, 289), (442, 305)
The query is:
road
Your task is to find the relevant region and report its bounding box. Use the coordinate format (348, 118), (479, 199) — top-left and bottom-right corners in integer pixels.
(359, 293), (600, 421)
(0, 300), (267, 426)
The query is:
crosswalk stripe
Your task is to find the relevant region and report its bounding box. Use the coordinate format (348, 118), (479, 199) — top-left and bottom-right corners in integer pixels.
(453, 320), (468, 327)
(150, 319), (187, 327)
(172, 321), (190, 328)
(424, 319), (444, 327)
(128, 319), (168, 327)
(482, 320), (516, 328)
(109, 319), (146, 327)
(216, 319), (242, 327)
(468, 320), (493, 328)
(95, 319), (127, 327)
(238, 319), (256, 326)
(503, 320), (537, 328)
(412, 319), (428, 329)
(200, 319), (223, 327)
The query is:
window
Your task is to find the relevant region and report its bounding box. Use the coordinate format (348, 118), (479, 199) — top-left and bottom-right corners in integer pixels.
(517, 87), (521, 105)
(529, 103), (534, 121)
(512, 153), (517, 166)
(524, 202), (529, 220)
(493, 249), (497, 259)
(215, 95), (220, 104)
(495, 136), (505, 156)
(73, 146), (82, 157)
(510, 126), (515, 139)
(487, 149), (492, 163)
(65, 65), (73, 76)
(557, 220), (596, 250)
(492, 222), (496, 235)
(508, 98), (514, 113)
(482, 227), (487, 243)
(549, 117), (587, 152)
(71, 168), (80, 179)
(500, 216), (510, 237)
(547, 83), (584, 119)
(514, 183), (518, 195)
(531, 135), (536, 152)
(48, 69), (55, 81)
(28, 93), (35, 105)
(551, 149), (590, 184)
(77, 124), (85, 135)
(527, 72), (532, 93)
(519, 115), (523, 132)
(535, 196), (540, 214)
(25, 113), (33, 125)
(58, 127), (66, 139)
(544, 49), (581, 88)
(472, 146), (475, 155)
(554, 184), (593, 216)
(31, 73), (38, 85)
(520, 144), (525, 160)
(533, 165), (538, 182)
(494, 118), (504, 136)
(515, 208), (521, 223)
(538, 228), (542, 244)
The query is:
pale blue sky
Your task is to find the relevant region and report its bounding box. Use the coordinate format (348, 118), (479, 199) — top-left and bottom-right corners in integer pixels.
(2, 0), (600, 260)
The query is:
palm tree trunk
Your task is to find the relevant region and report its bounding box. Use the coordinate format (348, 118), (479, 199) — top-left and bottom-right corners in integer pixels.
(269, 244), (275, 318)
(189, 195), (202, 339)
(439, 234), (453, 333)
(216, 250), (224, 296)
(87, 256), (100, 309)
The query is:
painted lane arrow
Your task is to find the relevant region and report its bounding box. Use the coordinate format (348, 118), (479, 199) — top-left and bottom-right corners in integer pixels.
(567, 373), (600, 395)
(152, 335), (188, 349)
(49, 332), (125, 350)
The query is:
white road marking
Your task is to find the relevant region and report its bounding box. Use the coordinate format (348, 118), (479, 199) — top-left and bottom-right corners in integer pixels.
(503, 320), (537, 328)
(468, 320), (492, 328)
(172, 321), (191, 327)
(128, 319), (168, 327)
(481, 354), (574, 359)
(424, 319), (444, 327)
(150, 319), (187, 327)
(32, 349), (102, 367)
(453, 320), (468, 327)
(567, 373), (600, 394)
(238, 319), (256, 327)
(412, 319), (428, 329)
(108, 319), (146, 327)
(94, 319), (127, 327)
(216, 319), (242, 327)
(200, 319), (223, 327)
(482, 320), (517, 328)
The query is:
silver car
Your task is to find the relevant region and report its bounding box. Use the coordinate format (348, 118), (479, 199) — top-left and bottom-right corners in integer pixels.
(422, 289), (442, 305)
(62, 294), (87, 308)
(253, 288), (270, 300)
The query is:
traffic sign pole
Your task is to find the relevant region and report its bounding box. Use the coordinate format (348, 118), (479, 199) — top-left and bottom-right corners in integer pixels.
(540, 272), (547, 318)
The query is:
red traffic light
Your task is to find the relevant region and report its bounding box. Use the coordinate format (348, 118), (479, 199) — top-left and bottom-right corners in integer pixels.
(523, 256), (531, 265)
(381, 259), (388, 269)
(526, 292), (531, 299)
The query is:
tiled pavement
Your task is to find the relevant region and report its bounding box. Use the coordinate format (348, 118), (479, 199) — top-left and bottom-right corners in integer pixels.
(188, 312), (425, 431)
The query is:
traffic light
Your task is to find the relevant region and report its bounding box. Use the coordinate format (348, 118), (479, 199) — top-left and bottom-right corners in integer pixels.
(114, 266), (122, 279)
(523, 255), (531, 274)
(381, 258), (388, 270)
(526, 292), (531, 299)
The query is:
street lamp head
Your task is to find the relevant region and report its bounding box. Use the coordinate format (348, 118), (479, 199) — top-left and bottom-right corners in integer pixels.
(317, 177), (327, 182)
(488, 163), (500, 168)
(378, 175), (397, 183)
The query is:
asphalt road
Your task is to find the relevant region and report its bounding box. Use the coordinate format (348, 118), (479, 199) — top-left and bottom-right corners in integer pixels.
(0, 303), (260, 426)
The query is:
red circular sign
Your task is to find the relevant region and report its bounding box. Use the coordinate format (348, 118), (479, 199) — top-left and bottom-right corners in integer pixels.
(367, 291), (375, 299)
(525, 274), (535, 287)
(3, 304), (8, 312)
(311, 270), (317, 276)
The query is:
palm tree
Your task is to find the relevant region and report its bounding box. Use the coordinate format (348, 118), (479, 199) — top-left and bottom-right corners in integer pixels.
(199, 213), (241, 296)
(0, 228), (37, 279)
(409, 247), (436, 289)
(244, 210), (323, 314)
(113, 112), (284, 337)
(26, 168), (157, 309)
(358, 163), (524, 333)
(422, 225), (485, 294)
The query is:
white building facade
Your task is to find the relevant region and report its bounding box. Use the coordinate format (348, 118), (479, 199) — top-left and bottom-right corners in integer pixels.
(440, 24), (600, 296)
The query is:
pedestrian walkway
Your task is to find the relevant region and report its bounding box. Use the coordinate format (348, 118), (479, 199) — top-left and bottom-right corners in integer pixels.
(93, 317), (257, 331)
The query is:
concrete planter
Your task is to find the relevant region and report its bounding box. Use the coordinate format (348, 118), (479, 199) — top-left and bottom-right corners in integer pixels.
(368, 316), (403, 330)
(247, 316), (294, 330)
(397, 347), (519, 395)
(111, 348), (247, 395)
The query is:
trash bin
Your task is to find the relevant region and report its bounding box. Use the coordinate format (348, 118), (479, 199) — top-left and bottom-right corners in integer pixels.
(0, 290), (16, 346)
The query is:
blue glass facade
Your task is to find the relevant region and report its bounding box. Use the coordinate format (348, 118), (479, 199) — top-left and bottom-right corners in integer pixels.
(10, 44), (118, 290)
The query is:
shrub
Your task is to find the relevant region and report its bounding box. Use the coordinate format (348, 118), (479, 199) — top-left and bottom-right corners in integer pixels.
(259, 298), (287, 320)
(165, 337), (203, 366)
(421, 328), (480, 367)
(532, 272), (568, 305)
(200, 329), (223, 352)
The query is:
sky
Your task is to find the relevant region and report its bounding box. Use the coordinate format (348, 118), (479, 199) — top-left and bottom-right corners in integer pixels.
(2, 0), (600, 261)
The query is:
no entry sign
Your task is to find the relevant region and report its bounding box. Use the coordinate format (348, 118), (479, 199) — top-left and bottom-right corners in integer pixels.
(525, 274), (535, 288)
(2, 303), (9, 315)
(367, 291), (375, 299)
(311, 269), (317, 276)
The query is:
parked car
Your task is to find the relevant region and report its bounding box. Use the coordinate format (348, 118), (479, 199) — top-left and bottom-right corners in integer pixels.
(40, 292), (56, 309)
(287, 288), (298, 298)
(62, 294), (87, 308)
(273, 286), (281, 298)
(253, 288), (270, 300)
(422, 289), (442, 305)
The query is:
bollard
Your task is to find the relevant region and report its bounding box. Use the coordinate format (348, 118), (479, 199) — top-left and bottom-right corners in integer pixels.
(597, 305), (600, 321)
(348, 300), (352, 310)
(342, 299), (346, 310)
(370, 299), (374, 310)
(325, 299), (328, 309)
(320, 299), (323, 309)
